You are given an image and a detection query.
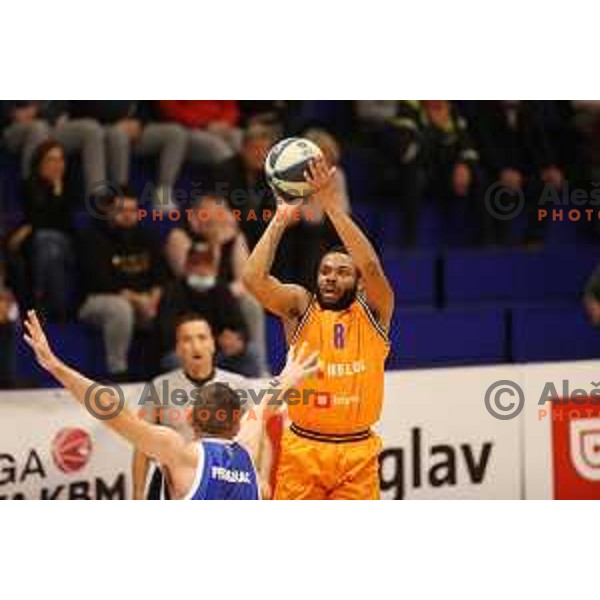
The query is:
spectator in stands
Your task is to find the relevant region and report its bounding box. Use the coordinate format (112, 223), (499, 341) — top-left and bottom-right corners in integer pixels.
(1, 101), (51, 178)
(573, 101), (600, 181)
(219, 123), (328, 289)
(420, 101), (485, 246)
(222, 124), (343, 290)
(157, 101), (243, 165)
(158, 243), (261, 377)
(238, 101), (288, 129)
(67, 101), (187, 207)
(464, 101), (565, 246)
(354, 100), (424, 247)
(78, 188), (166, 379)
(535, 101), (579, 179)
(357, 100), (481, 247)
(0, 285), (18, 388)
(22, 140), (76, 320)
(219, 124), (278, 248)
(288, 101), (355, 137)
(304, 128), (351, 218)
(1, 101), (106, 195)
(165, 194), (269, 375)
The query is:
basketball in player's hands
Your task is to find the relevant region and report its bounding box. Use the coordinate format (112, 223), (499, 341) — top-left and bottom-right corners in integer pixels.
(304, 156), (337, 209)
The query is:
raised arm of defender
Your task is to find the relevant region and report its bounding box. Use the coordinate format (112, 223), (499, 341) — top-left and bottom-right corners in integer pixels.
(305, 157), (395, 332)
(23, 310), (190, 471)
(23, 310), (318, 472)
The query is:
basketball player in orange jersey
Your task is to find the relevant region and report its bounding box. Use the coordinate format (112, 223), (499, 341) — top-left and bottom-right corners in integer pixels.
(243, 156), (394, 499)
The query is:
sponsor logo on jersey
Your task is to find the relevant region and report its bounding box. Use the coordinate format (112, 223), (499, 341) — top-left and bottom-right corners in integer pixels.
(210, 466), (252, 484)
(323, 360), (367, 378)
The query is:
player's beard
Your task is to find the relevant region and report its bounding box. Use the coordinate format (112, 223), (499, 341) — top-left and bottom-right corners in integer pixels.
(316, 283), (358, 311)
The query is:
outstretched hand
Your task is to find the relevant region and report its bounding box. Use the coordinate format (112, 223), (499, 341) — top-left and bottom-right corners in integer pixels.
(23, 310), (59, 372)
(277, 342), (319, 390)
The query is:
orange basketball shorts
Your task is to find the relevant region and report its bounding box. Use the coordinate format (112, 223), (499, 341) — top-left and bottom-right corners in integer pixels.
(273, 425), (382, 500)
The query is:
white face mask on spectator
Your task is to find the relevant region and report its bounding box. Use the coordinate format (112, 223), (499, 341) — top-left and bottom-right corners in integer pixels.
(186, 274), (217, 292)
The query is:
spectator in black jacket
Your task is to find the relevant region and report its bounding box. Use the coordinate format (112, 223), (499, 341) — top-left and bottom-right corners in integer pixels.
(78, 189), (166, 378)
(421, 101), (485, 246)
(158, 242), (261, 377)
(356, 100), (436, 247)
(218, 123), (279, 248)
(67, 101), (187, 207)
(6, 139), (76, 319)
(23, 140), (76, 320)
(464, 101), (565, 245)
(356, 100), (484, 247)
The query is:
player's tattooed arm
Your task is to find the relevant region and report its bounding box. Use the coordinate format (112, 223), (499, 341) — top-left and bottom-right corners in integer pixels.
(306, 156), (395, 332)
(23, 310), (191, 471)
(242, 204), (311, 322)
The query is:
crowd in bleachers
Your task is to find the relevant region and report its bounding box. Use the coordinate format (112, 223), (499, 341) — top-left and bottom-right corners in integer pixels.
(1, 100), (600, 388)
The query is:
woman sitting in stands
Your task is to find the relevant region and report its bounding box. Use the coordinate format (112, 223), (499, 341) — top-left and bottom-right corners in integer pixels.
(7, 139), (76, 321)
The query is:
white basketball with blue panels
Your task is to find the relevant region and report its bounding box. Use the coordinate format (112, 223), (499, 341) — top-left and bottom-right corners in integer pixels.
(264, 137), (323, 200)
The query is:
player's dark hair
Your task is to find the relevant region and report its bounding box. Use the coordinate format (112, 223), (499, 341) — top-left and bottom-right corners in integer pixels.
(191, 382), (241, 438)
(174, 313), (213, 338)
(321, 245), (349, 259)
(319, 245), (360, 278)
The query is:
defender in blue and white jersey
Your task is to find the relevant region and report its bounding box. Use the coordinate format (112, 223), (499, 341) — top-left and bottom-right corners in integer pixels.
(183, 436), (259, 500)
(160, 380), (261, 500)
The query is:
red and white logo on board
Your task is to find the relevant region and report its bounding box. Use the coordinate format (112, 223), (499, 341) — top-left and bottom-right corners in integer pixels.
(569, 419), (600, 481)
(552, 400), (600, 499)
(51, 428), (93, 474)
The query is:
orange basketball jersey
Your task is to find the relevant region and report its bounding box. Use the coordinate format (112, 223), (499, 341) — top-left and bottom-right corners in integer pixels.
(288, 295), (390, 435)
